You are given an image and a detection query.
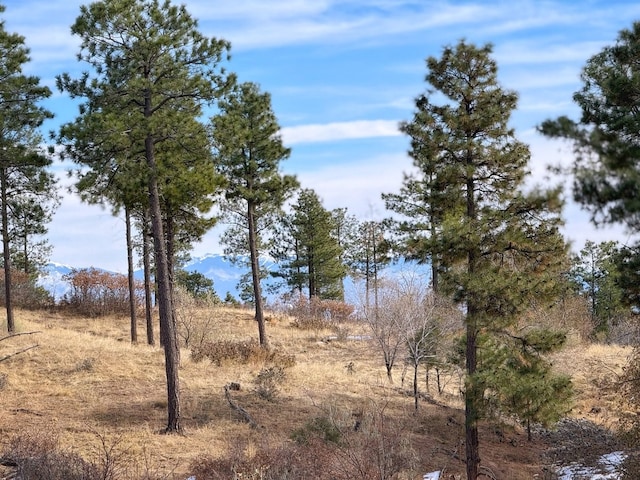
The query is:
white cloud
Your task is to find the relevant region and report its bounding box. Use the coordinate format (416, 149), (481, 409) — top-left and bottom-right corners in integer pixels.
(281, 120), (401, 144)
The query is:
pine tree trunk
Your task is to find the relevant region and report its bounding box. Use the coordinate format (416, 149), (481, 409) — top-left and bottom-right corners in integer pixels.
(1, 168), (14, 333)
(164, 213), (180, 365)
(126, 207), (137, 343)
(465, 161), (480, 480)
(247, 202), (267, 347)
(465, 322), (480, 480)
(145, 133), (181, 433)
(143, 213), (154, 346)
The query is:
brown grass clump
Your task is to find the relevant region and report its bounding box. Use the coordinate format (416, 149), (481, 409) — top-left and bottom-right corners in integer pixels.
(0, 306), (633, 479)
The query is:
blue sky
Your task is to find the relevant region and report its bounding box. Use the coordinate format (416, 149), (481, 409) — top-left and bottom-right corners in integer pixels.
(3, 0), (640, 272)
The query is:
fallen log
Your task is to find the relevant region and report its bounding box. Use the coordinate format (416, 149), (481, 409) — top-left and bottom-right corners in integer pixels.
(223, 383), (258, 429)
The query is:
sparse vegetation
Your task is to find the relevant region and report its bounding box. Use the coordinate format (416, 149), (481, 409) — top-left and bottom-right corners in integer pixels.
(0, 305), (632, 479)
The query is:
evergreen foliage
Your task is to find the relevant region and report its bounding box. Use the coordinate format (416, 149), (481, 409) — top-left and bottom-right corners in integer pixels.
(0, 5), (57, 332)
(274, 189), (346, 300)
(56, 0), (233, 433)
(392, 40), (570, 479)
(570, 240), (626, 337)
(175, 269), (218, 301)
(211, 81), (298, 346)
(541, 22), (640, 458)
(540, 21), (640, 232)
(480, 332), (573, 441)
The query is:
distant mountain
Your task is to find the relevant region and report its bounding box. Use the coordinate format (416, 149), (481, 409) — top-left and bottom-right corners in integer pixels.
(181, 253), (282, 300)
(38, 254), (277, 303)
(37, 262), (74, 302)
(38, 254), (431, 304)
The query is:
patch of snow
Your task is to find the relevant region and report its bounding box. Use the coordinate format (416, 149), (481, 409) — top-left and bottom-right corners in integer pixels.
(557, 451), (626, 479)
(423, 472), (440, 480)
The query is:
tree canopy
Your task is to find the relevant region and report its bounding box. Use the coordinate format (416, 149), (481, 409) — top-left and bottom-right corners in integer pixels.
(540, 21), (640, 231)
(0, 4), (56, 332)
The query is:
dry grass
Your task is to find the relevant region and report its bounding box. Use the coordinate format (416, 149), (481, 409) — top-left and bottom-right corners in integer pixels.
(0, 306), (633, 479)
(550, 342), (631, 426)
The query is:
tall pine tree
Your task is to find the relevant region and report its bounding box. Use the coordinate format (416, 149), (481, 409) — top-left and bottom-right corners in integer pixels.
(274, 189), (346, 300)
(0, 5), (55, 333)
(391, 41), (569, 479)
(211, 81), (298, 346)
(56, 0), (231, 433)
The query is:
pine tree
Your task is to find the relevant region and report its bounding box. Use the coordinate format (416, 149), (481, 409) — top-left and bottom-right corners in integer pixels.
(480, 331), (572, 441)
(211, 82), (298, 346)
(343, 218), (392, 310)
(274, 189), (346, 300)
(540, 21), (640, 233)
(393, 40), (569, 479)
(0, 5), (55, 333)
(570, 240), (625, 337)
(56, 0), (232, 433)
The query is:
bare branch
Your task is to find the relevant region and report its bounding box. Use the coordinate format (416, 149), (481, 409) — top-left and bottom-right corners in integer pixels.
(0, 344), (39, 363)
(0, 331), (41, 343)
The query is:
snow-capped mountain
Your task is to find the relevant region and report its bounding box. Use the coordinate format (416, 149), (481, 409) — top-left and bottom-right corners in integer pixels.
(38, 254), (431, 304)
(181, 253), (282, 300)
(38, 254), (278, 303)
(37, 262), (74, 302)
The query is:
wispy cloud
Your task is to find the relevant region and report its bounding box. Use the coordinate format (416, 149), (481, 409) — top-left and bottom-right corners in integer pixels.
(281, 120), (401, 144)
(193, 1), (490, 50)
(294, 150), (414, 218)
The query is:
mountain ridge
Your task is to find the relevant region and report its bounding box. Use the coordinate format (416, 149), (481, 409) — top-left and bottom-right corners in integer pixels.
(38, 253), (431, 304)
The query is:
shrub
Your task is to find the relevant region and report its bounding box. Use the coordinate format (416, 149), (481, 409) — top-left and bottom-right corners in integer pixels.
(189, 438), (332, 480)
(0, 429), (175, 480)
(282, 293), (355, 333)
(1, 429), (100, 480)
(174, 287), (219, 349)
(253, 366), (286, 401)
(291, 416), (342, 445)
(191, 338), (295, 368)
(61, 268), (144, 317)
(190, 402), (417, 480)
(0, 268), (52, 309)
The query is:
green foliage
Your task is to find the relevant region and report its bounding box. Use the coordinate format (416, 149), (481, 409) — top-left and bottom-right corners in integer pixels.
(393, 40), (569, 477)
(223, 291), (240, 306)
(0, 4), (57, 332)
(56, 0), (235, 431)
(212, 81), (297, 213)
(175, 269), (219, 301)
(292, 416), (343, 445)
(479, 332), (573, 440)
(614, 243), (640, 312)
(212, 81), (297, 345)
(274, 189), (347, 300)
(570, 240), (627, 337)
(540, 21), (640, 231)
(342, 217), (394, 297)
(253, 365), (286, 401)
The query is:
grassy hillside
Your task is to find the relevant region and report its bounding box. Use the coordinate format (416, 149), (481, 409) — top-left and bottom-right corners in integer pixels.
(0, 307), (632, 479)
